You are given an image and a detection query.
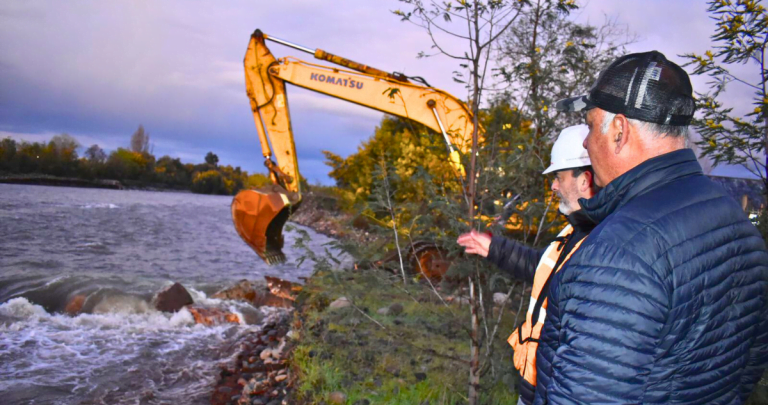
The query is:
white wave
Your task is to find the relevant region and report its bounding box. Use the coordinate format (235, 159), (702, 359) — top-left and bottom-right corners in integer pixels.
(92, 295), (153, 315)
(187, 287), (224, 306)
(0, 298), (260, 403)
(81, 203), (119, 209)
(0, 297), (48, 319)
(42, 274), (72, 286)
(169, 306), (195, 327)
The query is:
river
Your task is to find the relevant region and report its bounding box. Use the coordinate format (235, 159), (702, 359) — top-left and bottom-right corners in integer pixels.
(0, 184), (336, 404)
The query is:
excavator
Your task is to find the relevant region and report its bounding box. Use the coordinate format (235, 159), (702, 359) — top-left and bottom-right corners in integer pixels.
(231, 29), (480, 265)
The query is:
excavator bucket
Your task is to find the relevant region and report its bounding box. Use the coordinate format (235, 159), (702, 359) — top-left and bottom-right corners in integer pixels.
(231, 185), (301, 265)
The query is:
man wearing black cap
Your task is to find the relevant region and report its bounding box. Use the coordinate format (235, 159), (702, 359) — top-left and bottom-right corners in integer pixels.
(533, 51), (768, 404)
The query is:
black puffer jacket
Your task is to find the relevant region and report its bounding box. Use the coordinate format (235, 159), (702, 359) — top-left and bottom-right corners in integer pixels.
(534, 149), (768, 404)
(487, 235), (543, 282)
(487, 210), (596, 282)
(487, 210), (596, 405)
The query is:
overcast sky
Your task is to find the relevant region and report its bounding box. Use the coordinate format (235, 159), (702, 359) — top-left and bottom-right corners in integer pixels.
(0, 0), (762, 184)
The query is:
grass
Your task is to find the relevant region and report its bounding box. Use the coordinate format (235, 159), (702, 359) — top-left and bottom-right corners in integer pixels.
(289, 269), (521, 404)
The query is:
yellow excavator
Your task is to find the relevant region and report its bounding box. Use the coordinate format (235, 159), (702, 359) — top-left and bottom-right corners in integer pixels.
(232, 29), (479, 265)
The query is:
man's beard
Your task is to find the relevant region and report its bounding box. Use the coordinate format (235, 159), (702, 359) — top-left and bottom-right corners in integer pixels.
(557, 191), (575, 215)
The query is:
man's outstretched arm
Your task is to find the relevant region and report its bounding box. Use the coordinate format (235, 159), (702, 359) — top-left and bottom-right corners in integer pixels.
(457, 230), (543, 281)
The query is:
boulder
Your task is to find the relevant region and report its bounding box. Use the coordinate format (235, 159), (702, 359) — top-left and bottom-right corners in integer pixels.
(265, 276), (302, 301)
(154, 282), (193, 312)
(187, 306), (240, 326)
(213, 279), (292, 309)
(64, 294), (86, 315)
(329, 297), (351, 310)
(328, 392), (347, 404)
(493, 292), (509, 305)
(388, 303), (404, 316)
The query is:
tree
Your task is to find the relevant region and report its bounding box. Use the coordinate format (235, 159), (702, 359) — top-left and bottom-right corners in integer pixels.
(497, 5), (633, 143)
(205, 151), (219, 167)
(491, 1), (632, 243)
(51, 133), (80, 154)
(0, 138), (18, 172)
(323, 116), (460, 202)
(130, 125), (151, 154)
(392, 2), (586, 402)
(84, 144), (107, 163)
(681, 0), (767, 198)
(47, 133), (80, 176)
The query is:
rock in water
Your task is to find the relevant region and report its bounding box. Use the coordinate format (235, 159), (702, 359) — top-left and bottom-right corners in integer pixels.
(64, 294), (86, 315)
(213, 279), (292, 308)
(265, 276), (302, 301)
(154, 282), (193, 312)
(186, 306), (240, 326)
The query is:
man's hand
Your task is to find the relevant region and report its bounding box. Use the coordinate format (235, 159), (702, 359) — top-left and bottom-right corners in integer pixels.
(457, 229), (492, 257)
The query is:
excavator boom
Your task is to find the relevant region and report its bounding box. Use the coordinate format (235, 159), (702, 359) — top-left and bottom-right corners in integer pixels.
(232, 29), (479, 265)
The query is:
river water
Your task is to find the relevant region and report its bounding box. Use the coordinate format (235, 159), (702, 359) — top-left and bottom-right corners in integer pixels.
(0, 184), (336, 404)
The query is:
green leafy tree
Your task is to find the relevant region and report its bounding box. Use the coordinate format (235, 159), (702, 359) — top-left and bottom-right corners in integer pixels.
(155, 155), (192, 187)
(105, 148), (153, 180)
(84, 144), (107, 164)
(491, 1), (632, 242)
(0, 138), (18, 172)
(323, 116), (460, 203)
(191, 170), (228, 195)
(681, 0), (767, 197)
(205, 151), (219, 167)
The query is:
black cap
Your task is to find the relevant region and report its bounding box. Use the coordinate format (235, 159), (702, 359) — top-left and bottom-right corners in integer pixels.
(555, 51), (695, 126)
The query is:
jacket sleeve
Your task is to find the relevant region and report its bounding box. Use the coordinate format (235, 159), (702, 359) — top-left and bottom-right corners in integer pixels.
(544, 240), (670, 404)
(486, 236), (543, 282)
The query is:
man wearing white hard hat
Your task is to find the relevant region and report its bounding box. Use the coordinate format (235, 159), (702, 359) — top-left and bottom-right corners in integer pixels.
(457, 125), (597, 405)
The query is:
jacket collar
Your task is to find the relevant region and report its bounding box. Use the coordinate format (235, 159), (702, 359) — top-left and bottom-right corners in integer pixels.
(578, 148), (703, 224)
(566, 209), (596, 234)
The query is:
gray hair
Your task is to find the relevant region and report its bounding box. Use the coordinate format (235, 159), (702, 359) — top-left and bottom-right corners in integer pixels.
(601, 111), (689, 140)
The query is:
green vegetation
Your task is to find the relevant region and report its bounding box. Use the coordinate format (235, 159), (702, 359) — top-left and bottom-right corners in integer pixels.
(680, 0), (767, 241)
(681, 0), (767, 192)
(291, 270), (521, 405)
(0, 125), (271, 195)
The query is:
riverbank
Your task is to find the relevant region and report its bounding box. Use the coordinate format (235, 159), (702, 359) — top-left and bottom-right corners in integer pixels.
(0, 173), (125, 189)
(0, 173), (198, 192)
(289, 270), (520, 404)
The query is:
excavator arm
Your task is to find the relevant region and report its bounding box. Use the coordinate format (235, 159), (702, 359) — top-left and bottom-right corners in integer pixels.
(232, 29), (480, 265)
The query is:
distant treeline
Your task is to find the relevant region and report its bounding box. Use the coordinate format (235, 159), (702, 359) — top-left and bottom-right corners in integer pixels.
(0, 125), (271, 195)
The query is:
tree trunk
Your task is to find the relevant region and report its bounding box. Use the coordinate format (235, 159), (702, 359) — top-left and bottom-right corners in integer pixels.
(467, 4), (482, 404)
(468, 277), (480, 404)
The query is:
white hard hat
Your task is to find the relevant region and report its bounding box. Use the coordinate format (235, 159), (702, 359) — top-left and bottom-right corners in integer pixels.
(542, 124), (591, 175)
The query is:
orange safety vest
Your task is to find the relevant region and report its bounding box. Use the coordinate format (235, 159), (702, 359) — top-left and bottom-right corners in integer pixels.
(507, 224), (587, 386)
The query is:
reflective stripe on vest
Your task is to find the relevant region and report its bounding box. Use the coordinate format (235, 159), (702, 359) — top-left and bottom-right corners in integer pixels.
(507, 224), (587, 386)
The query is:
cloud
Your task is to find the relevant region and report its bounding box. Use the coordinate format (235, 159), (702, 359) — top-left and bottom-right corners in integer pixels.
(0, 0), (760, 182)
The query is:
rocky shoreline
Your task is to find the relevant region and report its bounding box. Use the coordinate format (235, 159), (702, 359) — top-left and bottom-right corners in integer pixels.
(289, 190), (375, 245)
(211, 311), (295, 405)
(208, 191), (358, 405)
